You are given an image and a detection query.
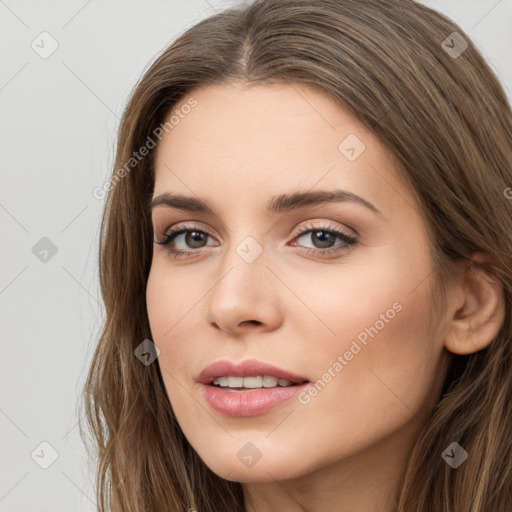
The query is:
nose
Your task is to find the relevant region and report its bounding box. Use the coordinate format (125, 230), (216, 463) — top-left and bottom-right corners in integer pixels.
(205, 240), (283, 336)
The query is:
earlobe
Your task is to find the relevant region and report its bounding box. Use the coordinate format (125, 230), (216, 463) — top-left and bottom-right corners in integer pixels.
(444, 254), (505, 356)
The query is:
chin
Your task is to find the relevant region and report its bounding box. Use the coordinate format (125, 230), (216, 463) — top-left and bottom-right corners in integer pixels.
(197, 446), (310, 483)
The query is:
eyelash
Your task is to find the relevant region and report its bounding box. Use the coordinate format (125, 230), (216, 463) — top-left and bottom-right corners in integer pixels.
(154, 222), (358, 259)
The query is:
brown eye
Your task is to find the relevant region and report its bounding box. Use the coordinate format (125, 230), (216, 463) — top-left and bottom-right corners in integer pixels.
(155, 226), (218, 258)
(291, 223), (357, 257)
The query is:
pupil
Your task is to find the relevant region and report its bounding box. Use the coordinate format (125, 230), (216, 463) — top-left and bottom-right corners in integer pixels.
(313, 230), (335, 248)
(186, 231), (206, 248)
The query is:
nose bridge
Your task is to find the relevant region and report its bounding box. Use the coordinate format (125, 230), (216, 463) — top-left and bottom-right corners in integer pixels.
(214, 232), (269, 299)
(205, 229), (281, 330)
(218, 210), (269, 274)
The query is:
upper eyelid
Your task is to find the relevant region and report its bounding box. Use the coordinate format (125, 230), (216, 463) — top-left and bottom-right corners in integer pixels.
(291, 221), (356, 238)
(156, 219), (214, 236)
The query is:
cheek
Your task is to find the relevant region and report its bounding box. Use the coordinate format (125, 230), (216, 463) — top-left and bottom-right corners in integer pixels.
(290, 249), (442, 424)
(146, 263), (209, 404)
(300, 281), (440, 446)
(146, 261), (201, 342)
(146, 265), (186, 377)
(288, 245), (434, 373)
(146, 266), (169, 341)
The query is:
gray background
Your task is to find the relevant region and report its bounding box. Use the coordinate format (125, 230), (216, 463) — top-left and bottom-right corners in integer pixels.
(1, 1), (511, 510)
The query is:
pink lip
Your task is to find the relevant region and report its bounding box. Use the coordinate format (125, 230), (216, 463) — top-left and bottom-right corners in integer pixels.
(202, 383), (310, 417)
(198, 359), (310, 417)
(197, 359), (309, 385)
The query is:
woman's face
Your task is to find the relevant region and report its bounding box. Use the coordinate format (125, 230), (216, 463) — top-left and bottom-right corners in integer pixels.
(146, 82), (453, 485)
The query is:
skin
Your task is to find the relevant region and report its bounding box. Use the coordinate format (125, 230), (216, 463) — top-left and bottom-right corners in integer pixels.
(146, 82), (505, 512)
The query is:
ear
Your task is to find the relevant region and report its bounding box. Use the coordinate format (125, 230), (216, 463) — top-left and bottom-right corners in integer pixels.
(444, 253), (505, 355)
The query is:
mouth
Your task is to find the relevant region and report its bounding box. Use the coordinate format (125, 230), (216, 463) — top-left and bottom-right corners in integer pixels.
(198, 359), (310, 416)
(198, 358), (309, 387)
(210, 374), (307, 391)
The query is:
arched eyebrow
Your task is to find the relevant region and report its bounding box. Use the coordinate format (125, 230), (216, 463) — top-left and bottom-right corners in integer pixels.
(150, 189), (382, 218)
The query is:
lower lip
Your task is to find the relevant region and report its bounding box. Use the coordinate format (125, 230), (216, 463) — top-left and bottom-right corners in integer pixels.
(202, 383), (310, 417)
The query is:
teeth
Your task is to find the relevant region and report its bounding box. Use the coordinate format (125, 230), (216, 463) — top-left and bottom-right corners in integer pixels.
(243, 376), (263, 388)
(262, 375), (278, 387)
(228, 376), (244, 388)
(212, 375), (295, 388)
(216, 377), (229, 387)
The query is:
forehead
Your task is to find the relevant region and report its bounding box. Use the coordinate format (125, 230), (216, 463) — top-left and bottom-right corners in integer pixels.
(152, 82), (413, 219)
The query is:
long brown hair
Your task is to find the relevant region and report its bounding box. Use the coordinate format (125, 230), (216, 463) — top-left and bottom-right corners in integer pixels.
(80, 0), (512, 510)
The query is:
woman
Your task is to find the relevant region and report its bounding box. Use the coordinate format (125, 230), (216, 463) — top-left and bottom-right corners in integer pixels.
(81, 0), (512, 510)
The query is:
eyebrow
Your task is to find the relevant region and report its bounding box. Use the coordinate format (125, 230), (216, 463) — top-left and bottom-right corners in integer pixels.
(150, 189), (382, 217)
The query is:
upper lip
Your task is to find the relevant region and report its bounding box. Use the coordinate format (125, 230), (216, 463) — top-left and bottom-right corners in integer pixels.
(197, 359), (309, 385)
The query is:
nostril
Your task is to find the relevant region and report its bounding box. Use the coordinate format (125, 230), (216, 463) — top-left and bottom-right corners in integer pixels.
(244, 320), (261, 326)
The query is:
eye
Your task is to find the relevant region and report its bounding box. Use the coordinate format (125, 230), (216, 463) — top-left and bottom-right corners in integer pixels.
(154, 221), (358, 259)
(290, 222), (357, 257)
(155, 225), (218, 258)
